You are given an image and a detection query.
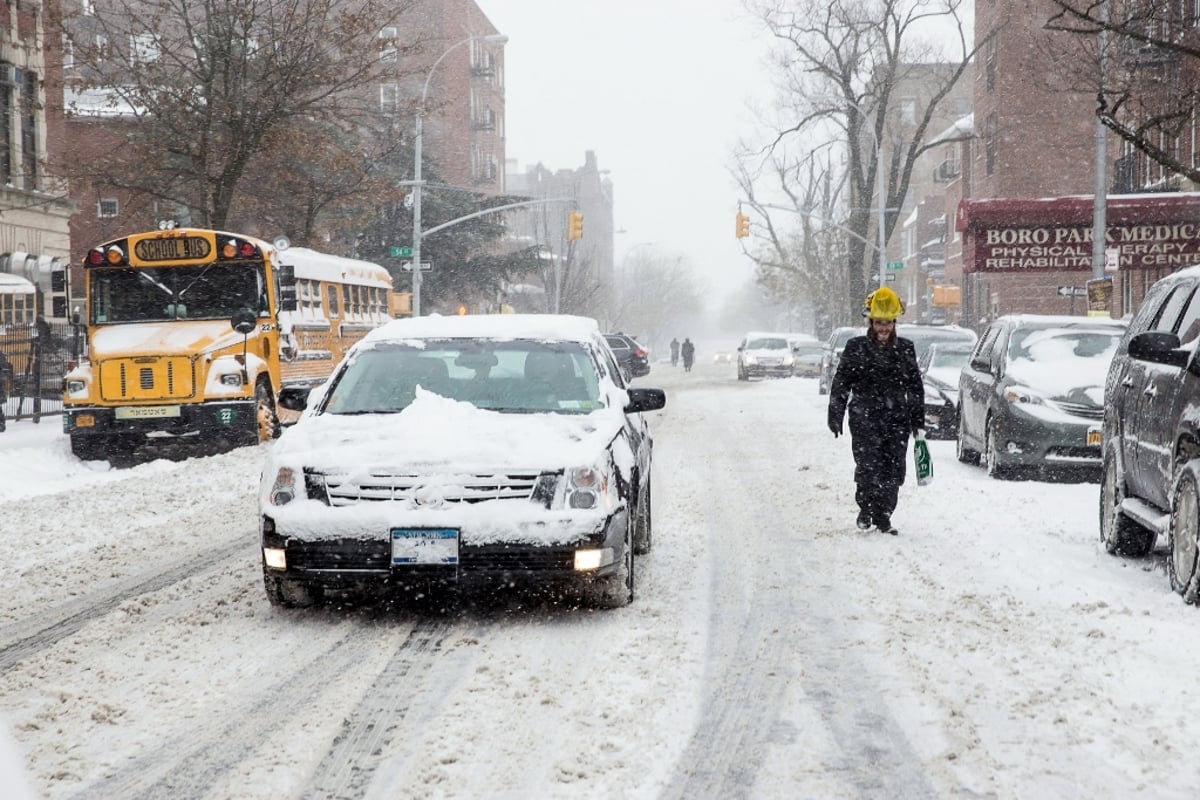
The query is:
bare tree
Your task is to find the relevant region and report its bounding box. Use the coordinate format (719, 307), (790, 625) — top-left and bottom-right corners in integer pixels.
(53, 0), (420, 231)
(1043, 0), (1200, 187)
(746, 0), (982, 319)
(610, 248), (705, 346)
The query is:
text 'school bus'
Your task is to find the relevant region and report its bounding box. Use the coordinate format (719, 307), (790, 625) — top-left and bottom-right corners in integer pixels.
(62, 228), (393, 461)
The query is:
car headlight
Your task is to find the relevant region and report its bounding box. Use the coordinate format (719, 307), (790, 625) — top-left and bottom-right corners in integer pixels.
(1002, 385), (1046, 406)
(268, 467), (298, 506)
(744, 355), (757, 365)
(563, 464), (614, 511)
(782, 354), (794, 365)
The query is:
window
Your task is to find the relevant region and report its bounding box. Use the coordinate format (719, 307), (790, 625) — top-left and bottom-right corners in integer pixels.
(985, 38), (997, 93)
(379, 84), (398, 113)
(130, 33), (160, 64)
(62, 36), (75, 71)
(82, 0), (95, 14)
(20, 71), (36, 190)
(378, 27), (397, 63)
(97, 198), (119, 218)
(899, 97), (916, 125)
(327, 285), (339, 318)
(985, 113), (998, 176)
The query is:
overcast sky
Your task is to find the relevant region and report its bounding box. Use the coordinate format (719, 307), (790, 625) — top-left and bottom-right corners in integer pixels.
(485, 0), (774, 301)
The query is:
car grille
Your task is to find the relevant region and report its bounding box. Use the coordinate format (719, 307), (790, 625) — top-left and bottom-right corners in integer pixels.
(286, 538), (575, 573)
(304, 469), (548, 507)
(1052, 400), (1103, 420)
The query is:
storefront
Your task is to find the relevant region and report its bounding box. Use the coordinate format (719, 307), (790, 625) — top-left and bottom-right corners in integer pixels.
(954, 193), (1200, 328)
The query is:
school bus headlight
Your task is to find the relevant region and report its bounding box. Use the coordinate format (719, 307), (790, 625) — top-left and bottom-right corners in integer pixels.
(219, 372), (244, 387)
(66, 379), (86, 394)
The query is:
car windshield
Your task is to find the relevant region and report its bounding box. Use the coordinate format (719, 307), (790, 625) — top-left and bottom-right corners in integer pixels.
(793, 343), (823, 357)
(747, 337), (788, 350)
(929, 349), (971, 371)
(899, 326), (978, 360)
(322, 339), (605, 415)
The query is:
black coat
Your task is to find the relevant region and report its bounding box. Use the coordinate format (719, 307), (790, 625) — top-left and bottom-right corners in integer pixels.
(827, 332), (924, 486)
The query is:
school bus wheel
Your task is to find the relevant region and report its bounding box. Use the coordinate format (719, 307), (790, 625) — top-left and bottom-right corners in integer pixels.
(255, 379), (280, 442)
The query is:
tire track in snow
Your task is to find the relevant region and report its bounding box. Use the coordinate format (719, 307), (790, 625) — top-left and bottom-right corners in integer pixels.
(70, 618), (453, 799)
(657, 378), (942, 798)
(0, 540), (247, 674)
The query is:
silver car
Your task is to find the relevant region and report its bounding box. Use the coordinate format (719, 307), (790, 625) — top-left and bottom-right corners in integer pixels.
(956, 314), (1127, 480)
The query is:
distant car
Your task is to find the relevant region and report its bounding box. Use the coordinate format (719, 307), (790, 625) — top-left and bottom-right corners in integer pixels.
(957, 314), (1127, 480)
(712, 350), (733, 363)
(918, 342), (973, 439)
(818, 326), (861, 395)
(602, 333), (651, 380)
(790, 340), (824, 377)
(259, 314), (666, 609)
(736, 331), (794, 380)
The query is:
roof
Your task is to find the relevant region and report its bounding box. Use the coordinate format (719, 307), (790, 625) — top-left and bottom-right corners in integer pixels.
(279, 246), (391, 289)
(363, 313), (602, 345)
(993, 314), (1129, 329)
(0, 272), (36, 294)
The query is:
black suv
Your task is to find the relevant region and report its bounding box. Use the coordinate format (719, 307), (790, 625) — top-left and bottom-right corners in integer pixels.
(1101, 265), (1200, 602)
(603, 333), (651, 380)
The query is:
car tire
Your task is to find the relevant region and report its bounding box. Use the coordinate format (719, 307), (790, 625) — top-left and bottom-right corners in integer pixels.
(263, 566), (322, 608)
(956, 414), (980, 465)
(985, 417), (1011, 479)
(634, 476), (653, 555)
(1099, 451), (1156, 557)
(587, 517), (634, 609)
(1168, 463), (1200, 602)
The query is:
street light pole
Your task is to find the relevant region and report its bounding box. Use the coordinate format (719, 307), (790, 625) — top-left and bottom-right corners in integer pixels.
(410, 32), (507, 317)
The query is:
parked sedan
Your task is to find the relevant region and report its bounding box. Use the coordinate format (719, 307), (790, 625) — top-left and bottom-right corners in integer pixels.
(736, 332), (794, 380)
(956, 314), (1126, 480)
(818, 326), (860, 395)
(918, 342), (973, 439)
(259, 314), (666, 609)
(790, 340), (824, 377)
(602, 332), (651, 380)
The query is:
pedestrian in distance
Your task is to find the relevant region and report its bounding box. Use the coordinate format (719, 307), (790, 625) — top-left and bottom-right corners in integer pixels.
(681, 338), (695, 372)
(0, 349), (12, 433)
(670, 338), (680, 367)
(826, 287), (925, 535)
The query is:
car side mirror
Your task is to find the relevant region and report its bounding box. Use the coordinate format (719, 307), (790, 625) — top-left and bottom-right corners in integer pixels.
(277, 385), (312, 411)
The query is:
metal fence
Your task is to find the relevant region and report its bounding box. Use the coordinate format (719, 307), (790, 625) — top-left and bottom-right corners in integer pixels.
(0, 320), (84, 423)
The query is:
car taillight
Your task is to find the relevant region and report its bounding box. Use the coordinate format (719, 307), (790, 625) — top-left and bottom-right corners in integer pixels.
(634, 348), (647, 357)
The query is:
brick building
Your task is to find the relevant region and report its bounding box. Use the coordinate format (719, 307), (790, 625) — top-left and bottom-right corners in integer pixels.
(0, 0), (75, 323)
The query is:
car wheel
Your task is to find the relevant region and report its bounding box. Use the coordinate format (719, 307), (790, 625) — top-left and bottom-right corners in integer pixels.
(985, 417), (1011, 479)
(263, 566), (322, 608)
(255, 378), (281, 443)
(634, 477), (653, 555)
(1169, 463), (1200, 602)
(1099, 450), (1155, 557)
(587, 517), (634, 609)
(956, 413), (980, 465)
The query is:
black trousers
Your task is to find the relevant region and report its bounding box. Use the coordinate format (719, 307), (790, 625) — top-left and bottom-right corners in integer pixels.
(848, 407), (909, 523)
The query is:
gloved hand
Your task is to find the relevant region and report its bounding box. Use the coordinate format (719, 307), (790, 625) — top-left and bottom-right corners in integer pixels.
(829, 420), (843, 438)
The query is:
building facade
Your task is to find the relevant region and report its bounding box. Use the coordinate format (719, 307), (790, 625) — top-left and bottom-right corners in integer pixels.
(0, 0), (75, 324)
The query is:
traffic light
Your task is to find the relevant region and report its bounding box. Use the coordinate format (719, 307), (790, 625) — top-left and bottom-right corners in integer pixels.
(735, 212), (750, 239)
(568, 211), (584, 240)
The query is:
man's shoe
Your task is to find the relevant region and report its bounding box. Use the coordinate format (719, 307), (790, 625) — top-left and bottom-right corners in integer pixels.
(856, 512), (871, 530)
(875, 517), (899, 535)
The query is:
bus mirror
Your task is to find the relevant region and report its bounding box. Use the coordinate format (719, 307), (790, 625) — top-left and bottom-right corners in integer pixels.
(231, 308), (256, 335)
(277, 264), (295, 286)
(278, 286), (298, 312)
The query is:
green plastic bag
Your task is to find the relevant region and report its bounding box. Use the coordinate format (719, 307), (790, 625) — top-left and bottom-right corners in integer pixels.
(913, 434), (933, 486)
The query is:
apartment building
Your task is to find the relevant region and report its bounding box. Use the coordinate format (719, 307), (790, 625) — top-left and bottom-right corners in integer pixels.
(0, 0), (75, 323)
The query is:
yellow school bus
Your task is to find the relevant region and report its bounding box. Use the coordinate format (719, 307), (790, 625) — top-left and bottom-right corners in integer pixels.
(62, 228), (394, 461)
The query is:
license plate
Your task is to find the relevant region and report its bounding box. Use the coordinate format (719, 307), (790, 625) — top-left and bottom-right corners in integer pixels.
(115, 405), (181, 420)
(1086, 426), (1102, 446)
(391, 528), (459, 565)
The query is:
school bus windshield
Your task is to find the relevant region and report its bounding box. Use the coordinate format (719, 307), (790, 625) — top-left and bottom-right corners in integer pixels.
(89, 262), (268, 324)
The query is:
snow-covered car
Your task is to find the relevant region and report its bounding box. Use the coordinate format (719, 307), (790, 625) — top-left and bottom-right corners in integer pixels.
(918, 342), (973, 439)
(957, 314), (1126, 480)
(258, 314), (666, 609)
(736, 331), (794, 380)
(818, 326), (860, 395)
(789, 340), (824, 377)
(712, 350), (733, 363)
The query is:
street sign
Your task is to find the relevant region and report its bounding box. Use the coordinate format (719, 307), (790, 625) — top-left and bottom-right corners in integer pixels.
(886, 261), (904, 270)
(389, 246), (413, 258)
(1056, 286), (1087, 297)
(400, 261), (432, 272)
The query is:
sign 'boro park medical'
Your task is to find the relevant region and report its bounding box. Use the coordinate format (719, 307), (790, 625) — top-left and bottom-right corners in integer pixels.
(956, 194), (1200, 274)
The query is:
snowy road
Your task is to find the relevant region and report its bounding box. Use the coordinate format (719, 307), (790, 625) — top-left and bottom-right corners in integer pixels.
(3, 359), (1200, 798)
